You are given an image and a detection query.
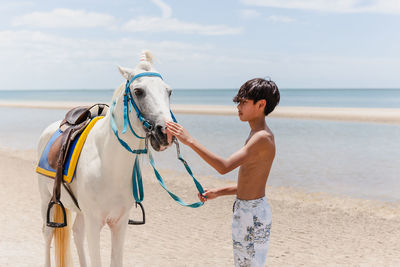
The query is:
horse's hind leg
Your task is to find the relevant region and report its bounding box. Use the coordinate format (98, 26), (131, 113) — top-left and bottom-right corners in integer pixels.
(39, 177), (54, 267)
(73, 212), (87, 267)
(41, 207), (54, 267)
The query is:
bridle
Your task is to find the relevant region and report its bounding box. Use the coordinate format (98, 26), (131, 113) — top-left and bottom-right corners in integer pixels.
(109, 72), (205, 213)
(122, 72), (166, 135)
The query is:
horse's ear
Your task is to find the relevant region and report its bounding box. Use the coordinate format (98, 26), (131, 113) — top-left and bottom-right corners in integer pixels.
(118, 65), (135, 80)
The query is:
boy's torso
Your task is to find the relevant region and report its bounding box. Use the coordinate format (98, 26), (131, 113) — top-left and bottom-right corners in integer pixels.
(236, 127), (275, 200)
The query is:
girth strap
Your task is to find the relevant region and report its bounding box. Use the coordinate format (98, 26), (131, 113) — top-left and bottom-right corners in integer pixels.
(52, 128), (73, 202)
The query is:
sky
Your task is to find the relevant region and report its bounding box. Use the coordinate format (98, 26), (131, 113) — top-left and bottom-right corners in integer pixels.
(0, 0), (399, 90)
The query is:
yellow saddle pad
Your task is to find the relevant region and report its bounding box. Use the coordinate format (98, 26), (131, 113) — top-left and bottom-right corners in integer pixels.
(36, 116), (104, 183)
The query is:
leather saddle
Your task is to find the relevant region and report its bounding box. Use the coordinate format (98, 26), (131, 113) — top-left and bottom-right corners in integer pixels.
(48, 104), (108, 176)
(46, 103), (108, 227)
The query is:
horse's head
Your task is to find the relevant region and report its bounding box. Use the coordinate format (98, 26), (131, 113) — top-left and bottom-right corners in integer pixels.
(117, 51), (174, 152)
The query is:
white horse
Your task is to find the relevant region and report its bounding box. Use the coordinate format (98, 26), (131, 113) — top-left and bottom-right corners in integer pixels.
(37, 51), (174, 267)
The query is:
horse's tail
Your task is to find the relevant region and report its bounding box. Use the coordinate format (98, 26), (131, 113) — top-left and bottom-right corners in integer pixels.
(54, 205), (73, 267)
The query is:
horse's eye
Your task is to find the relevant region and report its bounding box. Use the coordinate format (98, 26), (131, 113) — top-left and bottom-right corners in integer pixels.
(134, 88), (144, 97)
(167, 90), (172, 97)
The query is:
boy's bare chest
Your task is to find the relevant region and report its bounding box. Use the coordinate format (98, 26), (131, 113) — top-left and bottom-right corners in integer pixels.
(239, 154), (269, 176)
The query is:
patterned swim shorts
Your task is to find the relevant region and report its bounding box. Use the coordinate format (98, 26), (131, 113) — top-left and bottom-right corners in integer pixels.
(232, 197), (272, 267)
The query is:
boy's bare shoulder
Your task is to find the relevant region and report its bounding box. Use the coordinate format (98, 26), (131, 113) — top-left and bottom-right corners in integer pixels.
(247, 130), (275, 149)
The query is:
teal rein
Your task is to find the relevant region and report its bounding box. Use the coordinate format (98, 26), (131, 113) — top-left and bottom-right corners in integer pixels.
(148, 140), (205, 208)
(110, 72), (205, 208)
(110, 101), (146, 203)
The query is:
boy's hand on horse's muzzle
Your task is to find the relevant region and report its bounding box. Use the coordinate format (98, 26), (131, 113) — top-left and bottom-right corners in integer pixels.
(166, 121), (192, 146)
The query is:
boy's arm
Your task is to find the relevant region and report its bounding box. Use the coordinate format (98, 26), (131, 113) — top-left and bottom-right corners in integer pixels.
(198, 185), (237, 202)
(166, 121), (257, 175)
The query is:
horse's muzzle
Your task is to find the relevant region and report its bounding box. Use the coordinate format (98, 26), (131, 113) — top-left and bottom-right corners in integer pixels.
(149, 125), (172, 151)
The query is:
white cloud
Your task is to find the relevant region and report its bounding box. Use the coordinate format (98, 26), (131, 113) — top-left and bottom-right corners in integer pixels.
(267, 15), (295, 23)
(0, 30), (213, 64)
(240, 9), (294, 23)
(152, 0), (172, 18)
(123, 16), (242, 35)
(12, 8), (115, 28)
(0, 30), (218, 89)
(240, 9), (261, 19)
(10, 2), (242, 35)
(124, 0), (242, 35)
(0, 1), (34, 11)
(241, 0), (400, 14)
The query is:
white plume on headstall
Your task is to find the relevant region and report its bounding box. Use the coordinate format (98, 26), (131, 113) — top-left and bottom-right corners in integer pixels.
(115, 50), (158, 99)
(136, 50), (155, 72)
(140, 50), (154, 64)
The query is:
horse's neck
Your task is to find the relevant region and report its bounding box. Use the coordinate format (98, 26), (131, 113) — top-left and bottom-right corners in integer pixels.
(92, 96), (146, 173)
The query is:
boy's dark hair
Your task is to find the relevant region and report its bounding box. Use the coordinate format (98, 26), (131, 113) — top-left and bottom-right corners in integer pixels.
(233, 78), (280, 116)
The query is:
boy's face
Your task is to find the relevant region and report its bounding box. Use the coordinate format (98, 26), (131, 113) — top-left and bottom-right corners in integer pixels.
(236, 99), (262, 121)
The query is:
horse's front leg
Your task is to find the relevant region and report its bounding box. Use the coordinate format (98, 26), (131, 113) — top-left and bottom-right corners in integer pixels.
(84, 214), (104, 267)
(109, 213), (130, 267)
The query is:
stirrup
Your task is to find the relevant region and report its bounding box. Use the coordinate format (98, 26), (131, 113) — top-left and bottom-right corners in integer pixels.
(46, 200), (67, 228)
(128, 202), (145, 225)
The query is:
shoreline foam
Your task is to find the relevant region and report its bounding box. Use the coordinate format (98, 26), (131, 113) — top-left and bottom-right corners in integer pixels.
(1, 100), (399, 124)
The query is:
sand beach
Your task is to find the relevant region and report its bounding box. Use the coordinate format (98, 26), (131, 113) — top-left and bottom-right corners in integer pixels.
(0, 100), (400, 266)
(1, 147), (400, 266)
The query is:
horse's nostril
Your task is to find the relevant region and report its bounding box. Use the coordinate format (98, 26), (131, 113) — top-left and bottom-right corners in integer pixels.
(156, 125), (164, 134)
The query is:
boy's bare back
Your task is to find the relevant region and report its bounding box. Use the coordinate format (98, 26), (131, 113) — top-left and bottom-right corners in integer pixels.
(236, 126), (275, 200)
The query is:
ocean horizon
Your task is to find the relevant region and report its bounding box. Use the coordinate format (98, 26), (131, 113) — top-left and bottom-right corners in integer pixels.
(1, 88), (400, 108)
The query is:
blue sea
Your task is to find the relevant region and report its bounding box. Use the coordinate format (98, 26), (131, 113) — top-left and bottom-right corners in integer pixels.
(0, 88), (399, 202)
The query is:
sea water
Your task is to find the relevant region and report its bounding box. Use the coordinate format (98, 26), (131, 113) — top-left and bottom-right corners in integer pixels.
(0, 101), (399, 202)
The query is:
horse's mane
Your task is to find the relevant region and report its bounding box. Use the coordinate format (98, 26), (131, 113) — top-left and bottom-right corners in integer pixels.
(112, 83), (124, 101)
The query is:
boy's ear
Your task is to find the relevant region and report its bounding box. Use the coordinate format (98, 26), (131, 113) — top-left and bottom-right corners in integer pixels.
(258, 99), (266, 110)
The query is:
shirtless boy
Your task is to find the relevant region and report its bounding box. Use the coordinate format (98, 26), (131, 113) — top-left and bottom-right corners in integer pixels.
(166, 78), (280, 267)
